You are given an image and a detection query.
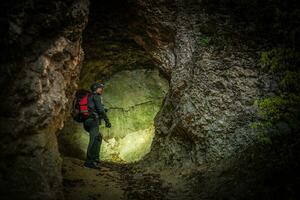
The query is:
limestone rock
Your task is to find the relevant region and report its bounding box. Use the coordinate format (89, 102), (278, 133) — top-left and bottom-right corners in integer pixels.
(0, 0), (89, 199)
(135, 0), (275, 171)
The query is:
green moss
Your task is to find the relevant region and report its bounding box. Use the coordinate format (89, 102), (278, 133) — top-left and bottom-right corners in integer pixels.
(250, 96), (290, 145)
(258, 96), (289, 121)
(259, 48), (300, 72)
(255, 47), (300, 135)
(198, 36), (211, 46)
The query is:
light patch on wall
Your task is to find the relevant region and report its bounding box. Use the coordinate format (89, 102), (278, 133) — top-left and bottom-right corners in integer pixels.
(101, 126), (155, 163)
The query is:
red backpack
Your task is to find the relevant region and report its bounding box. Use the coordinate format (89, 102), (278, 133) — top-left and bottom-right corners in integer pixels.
(71, 90), (91, 122)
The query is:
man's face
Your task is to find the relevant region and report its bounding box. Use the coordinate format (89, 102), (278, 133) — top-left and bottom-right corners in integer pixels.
(96, 87), (103, 94)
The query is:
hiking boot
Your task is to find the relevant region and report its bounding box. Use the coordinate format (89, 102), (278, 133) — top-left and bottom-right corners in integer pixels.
(83, 162), (100, 169)
(91, 161), (101, 168)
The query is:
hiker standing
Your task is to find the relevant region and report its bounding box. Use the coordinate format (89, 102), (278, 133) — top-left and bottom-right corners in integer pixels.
(83, 83), (111, 169)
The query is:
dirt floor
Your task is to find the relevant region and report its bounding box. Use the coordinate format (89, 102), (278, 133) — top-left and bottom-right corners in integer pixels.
(62, 157), (171, 200)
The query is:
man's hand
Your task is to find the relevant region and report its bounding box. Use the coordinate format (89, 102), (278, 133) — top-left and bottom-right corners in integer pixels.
(105, 121), (111, 128)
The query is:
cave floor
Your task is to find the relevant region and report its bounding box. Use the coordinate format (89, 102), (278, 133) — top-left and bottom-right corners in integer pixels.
(62, 157), (172, 200)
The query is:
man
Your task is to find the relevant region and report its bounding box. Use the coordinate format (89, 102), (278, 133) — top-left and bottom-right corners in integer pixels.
(83, 82), (111, 169)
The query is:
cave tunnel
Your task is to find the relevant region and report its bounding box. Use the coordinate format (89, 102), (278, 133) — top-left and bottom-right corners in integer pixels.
(58, 0), (169, 164)
(1, 0), (300, 199)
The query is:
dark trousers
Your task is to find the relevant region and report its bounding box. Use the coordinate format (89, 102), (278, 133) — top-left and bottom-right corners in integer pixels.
(83, 118), (102, 164)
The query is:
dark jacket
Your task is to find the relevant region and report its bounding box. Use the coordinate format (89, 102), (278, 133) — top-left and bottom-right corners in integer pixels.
(88, 93), (109, 123)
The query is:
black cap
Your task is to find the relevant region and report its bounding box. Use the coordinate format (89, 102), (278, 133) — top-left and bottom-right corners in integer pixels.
(90, 83), (104, 92)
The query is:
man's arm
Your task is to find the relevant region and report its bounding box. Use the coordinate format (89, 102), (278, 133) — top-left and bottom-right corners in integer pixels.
(93, 95), (111, 126)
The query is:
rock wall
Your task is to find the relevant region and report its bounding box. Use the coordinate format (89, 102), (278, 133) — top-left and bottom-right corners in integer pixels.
(127, 1), (300, 199)
(0, 0), (89, 199)
(132, 0), (275, 170)
(0, 0), (297, 199)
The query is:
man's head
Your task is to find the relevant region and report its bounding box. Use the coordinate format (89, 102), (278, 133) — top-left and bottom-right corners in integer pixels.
(90, 83), (104, 94)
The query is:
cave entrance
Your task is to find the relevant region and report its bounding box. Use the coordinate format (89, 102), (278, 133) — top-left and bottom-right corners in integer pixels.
(59, 69), (168, 163)
(58, 0), (169, 164)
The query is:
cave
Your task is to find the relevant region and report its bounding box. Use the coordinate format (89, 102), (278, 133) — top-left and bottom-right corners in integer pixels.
(58, 0), (169, 164)
(59, 69), (168, 163)
(1, 0), (300, 200)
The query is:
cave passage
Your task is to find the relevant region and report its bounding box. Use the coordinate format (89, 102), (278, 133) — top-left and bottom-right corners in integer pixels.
(58, 0), (169, 163)
(2, 0), (299, 199)
(59, 69), (168, 163)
